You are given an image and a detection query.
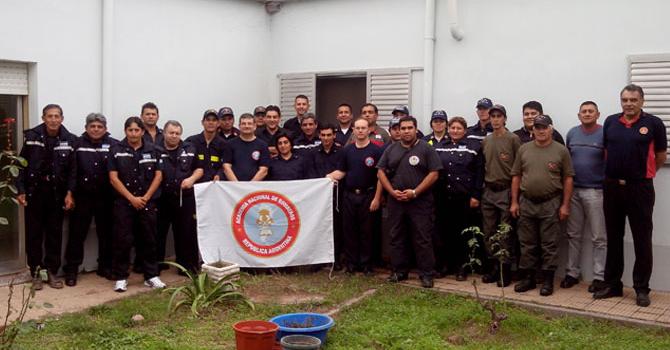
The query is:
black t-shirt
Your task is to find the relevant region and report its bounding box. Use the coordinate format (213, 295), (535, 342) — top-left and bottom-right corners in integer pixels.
(309, 144), (342, 178)
(224, 137), (270, 181)
(337, 142), (382, 190)
(377, 139), (442, 191)
(603, 111), (667, 180)
(268, 154), (307, 180)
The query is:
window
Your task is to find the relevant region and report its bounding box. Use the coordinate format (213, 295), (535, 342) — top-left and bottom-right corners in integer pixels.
(629, 54), (670, 158)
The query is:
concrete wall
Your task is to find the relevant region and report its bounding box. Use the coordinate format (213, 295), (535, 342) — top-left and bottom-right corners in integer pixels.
(0, 0), (270, 137)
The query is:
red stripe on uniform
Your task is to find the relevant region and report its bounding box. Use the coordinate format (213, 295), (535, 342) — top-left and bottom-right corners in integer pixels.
(646, 140), (656, 178)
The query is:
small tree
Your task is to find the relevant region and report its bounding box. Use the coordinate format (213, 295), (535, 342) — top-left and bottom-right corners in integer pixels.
(461, 224), (511, 334)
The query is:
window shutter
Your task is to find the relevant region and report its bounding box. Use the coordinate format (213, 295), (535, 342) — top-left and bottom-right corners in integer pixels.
(366, 69), (412, 125)
(0, 61), (28, 95)
(278, 73), (315, 124)
(629, 54), (670, 157)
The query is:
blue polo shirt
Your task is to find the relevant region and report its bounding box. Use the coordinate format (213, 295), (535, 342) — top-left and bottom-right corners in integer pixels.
(337, 142), (382, 190)
(603, 111), (667, 180)
(223, 137), (270, 181)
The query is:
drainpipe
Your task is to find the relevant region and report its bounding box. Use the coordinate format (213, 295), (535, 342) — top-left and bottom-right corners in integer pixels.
(423, 0), (436, 124)
(448, 0), (464, 41)
(102, 0), (114, 120)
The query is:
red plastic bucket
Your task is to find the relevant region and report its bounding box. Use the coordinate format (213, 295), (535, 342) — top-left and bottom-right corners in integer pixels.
(233, 320), (279, 350)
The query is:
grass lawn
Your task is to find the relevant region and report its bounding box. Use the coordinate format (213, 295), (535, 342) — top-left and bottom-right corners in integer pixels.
(10, 271), (670, 349)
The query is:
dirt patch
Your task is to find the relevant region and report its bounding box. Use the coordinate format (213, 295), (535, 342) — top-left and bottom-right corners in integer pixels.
(248, 290), (326, 305)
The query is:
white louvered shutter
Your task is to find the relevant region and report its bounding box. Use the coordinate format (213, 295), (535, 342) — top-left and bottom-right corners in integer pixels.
(278, 73), (315, 124)
(366, 69), (412, 125)
(629, 54), (670, 158)
(0, 61), (28, 95)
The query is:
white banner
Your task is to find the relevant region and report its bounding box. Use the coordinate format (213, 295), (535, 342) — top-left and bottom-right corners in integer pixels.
(194, 178), (334, 267)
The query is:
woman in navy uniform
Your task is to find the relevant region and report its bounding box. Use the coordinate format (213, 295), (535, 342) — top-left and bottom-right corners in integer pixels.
(108, 117), (166, 292)
(267, 133), (307, 180)
(157, 121), (203, 275)
(434, 116), (484, 280)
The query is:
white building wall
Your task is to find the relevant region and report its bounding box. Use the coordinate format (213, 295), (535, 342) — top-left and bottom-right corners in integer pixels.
(0, 0), (102, 132)
(270, 0), (670, 289)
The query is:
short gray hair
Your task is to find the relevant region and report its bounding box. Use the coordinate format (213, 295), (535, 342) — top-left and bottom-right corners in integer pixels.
(163, 120), (182, 131)
(85, 113), (107, 127)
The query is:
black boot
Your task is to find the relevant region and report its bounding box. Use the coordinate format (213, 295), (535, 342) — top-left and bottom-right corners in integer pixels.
(514, 269), (536, 293)
(481, 260), (499, 284)
(540, 270), (555, 296)
(496, 263), (512, 287)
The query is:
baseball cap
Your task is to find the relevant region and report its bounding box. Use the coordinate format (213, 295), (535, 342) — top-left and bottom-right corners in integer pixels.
(489, 104), (507, 117)
(217, 107), (234, 118)
(533, 115), (554, 127)
(253, 106), (266, 115)
(431, 110), (448, 121)
(476, 98), (493, 109)
(389, 117), (401, 128)
(392, 105), (410, 116)
(202, 109), (218, 120)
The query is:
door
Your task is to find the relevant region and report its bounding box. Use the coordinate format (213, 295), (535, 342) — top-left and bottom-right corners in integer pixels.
(0, 94), (25, 275)
(315, 76), (366, 126)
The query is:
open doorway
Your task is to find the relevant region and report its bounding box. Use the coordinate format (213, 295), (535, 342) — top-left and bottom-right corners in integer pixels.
(315, 76), (366, 126)
(0, 94), (25, 276)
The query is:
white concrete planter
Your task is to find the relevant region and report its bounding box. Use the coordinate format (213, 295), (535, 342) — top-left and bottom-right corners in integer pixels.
(201, 261), (240, 283)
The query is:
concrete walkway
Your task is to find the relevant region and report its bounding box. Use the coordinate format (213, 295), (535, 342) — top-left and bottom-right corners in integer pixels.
(400, 273), (670, 328)
(0, 269), (186, 323)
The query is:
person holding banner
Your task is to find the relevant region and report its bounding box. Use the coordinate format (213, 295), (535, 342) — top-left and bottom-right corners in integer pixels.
(268, 133), (308, 180)
(377, 116), (442, 288)
(157, 121), (203, 275)
(108, 117), (166, 292)
(327, 118), (382, 275)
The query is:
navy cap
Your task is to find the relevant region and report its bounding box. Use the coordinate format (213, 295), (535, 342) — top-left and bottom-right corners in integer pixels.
(476, 98), (493, 109)
(217, 107), (234, 118)
(533, 115), (553, 127)
(489, 104), (507, 117)
(389, 117), (401, 128)
(392, 105), (410, 116)
(431, 110), (448, 121)
(203, 109), (218, 120)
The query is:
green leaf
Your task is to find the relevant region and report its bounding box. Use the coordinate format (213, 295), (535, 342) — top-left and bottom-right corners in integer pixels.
(9, 166), (19, 177)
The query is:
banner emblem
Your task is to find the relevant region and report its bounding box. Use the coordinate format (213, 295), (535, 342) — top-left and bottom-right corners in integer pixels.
(232, 191), (301, 257)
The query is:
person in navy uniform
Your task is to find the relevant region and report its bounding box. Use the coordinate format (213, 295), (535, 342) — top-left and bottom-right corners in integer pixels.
(140, 102), (164, 146)
(267, 133), (308, 180)
(17, 104), (76, 290)
(327, 118), (382, 275)
(63, 113), (118, 286)
(253, 106), (266, 129)
(334, 103), (353, 146)
(185, 109), (227, 182)
(256, 105), (291, 157)
(435, 116), (484, 281)
(466, 98), (494, 142)
(594, 84), (667, 307)
(282, 94), (310, 137)
(223, 114), (270, 181)
(377, 116), (442, 288)
(423, 110), (451, 277)
(293, 113), (321, 156)
(108, 117), (166, 292)
(157, 121), (203, 275)
(218, 106), (240, 140)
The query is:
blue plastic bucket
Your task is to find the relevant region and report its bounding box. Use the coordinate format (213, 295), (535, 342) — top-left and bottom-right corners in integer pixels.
(269, 312), (335, 344)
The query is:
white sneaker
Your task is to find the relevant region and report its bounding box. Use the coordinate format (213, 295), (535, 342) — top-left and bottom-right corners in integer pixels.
(144, 276), (166, 289)
(114, 279), (128, 292)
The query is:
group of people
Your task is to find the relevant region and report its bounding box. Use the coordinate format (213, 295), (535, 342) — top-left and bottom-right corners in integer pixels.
(18, 85), (665, 307)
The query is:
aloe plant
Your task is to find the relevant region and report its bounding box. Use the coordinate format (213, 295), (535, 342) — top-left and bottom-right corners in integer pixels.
(162, 262), (254, 317)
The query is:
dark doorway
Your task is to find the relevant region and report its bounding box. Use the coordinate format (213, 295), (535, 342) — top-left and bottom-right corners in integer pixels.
(315, 76), (366, 126)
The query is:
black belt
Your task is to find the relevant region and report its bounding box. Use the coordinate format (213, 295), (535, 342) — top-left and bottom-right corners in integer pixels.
(523, 192), (561, 204)
(346, 187), (375, 195)
(485, 182), (510, 192)
(605, 178), (652, 186)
